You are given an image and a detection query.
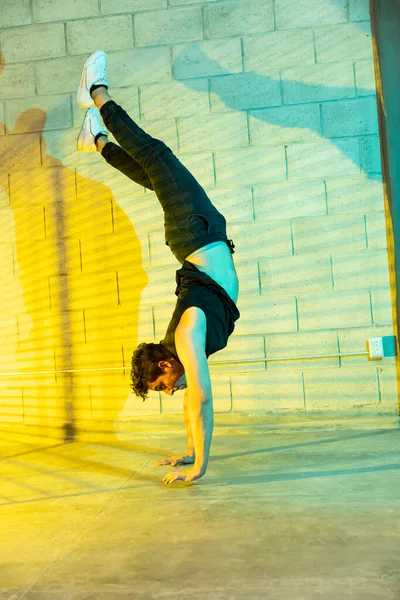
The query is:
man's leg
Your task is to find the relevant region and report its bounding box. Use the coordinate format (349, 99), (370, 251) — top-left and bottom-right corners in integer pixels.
(96, 135), (154, 191)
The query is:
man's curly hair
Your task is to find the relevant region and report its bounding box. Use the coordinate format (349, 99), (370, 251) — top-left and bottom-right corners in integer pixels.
(130, 342), (172, 401)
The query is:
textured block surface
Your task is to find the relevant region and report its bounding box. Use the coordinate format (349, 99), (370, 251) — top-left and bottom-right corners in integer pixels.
(204, 0), (274, 38)
(1, 24), (65, 62)
(135, 7), (202, 47)
(244, 30), (315, 71)
(66, 16), (133, 55)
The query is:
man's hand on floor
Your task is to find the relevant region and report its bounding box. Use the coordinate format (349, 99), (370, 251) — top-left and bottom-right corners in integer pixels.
(162, 466), (204, 484)
(155, 453), (195, 467)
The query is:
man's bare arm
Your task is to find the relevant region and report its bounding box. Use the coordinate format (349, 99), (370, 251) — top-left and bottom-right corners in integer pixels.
(183, 388), (195, 457)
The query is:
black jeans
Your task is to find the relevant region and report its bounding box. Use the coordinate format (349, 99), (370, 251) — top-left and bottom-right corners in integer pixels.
(100, 101), (234, 264)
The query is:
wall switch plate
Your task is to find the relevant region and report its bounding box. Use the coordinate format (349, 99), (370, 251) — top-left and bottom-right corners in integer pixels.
(367, 338), (384, 360)
(367, 335), (398, 360)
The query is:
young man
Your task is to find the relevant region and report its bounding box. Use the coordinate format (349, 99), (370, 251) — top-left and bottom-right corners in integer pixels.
(76, 51), (240, 484)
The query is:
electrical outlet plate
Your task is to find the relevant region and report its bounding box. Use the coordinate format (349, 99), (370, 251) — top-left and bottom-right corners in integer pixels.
(367, 337), (384, 360)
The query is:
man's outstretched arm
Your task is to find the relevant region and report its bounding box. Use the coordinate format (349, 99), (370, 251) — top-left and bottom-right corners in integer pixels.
(162, 307), (213, 484)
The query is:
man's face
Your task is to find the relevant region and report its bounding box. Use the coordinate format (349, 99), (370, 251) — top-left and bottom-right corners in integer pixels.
(148, 358), (187, 396)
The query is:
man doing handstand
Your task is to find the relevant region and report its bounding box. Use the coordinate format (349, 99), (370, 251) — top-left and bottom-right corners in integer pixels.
(76, 51), (240, 484)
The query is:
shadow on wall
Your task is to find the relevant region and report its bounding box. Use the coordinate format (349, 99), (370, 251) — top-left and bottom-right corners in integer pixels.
(0, 103), (148, 439)
(173, 38), (382, 182)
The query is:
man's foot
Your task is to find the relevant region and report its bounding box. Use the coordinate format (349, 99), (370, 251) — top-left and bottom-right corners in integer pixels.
(76, 50), (108, 109)
(77, 106), (107, 152)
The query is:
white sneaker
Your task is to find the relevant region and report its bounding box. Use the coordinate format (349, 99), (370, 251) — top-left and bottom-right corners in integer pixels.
(76, 50), (108, 109)
(77, 106), (107, 152)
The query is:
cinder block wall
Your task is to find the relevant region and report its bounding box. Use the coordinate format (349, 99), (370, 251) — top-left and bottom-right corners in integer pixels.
(0, 0), (397, 435)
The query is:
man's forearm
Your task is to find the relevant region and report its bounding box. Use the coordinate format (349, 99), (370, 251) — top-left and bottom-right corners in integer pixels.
(183, 389), (194, 456)
(188, 392), (214, 475)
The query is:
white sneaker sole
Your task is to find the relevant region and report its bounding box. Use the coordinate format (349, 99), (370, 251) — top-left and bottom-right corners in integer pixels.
(76, 50), (108, 109)
(77, 107), (107, 152)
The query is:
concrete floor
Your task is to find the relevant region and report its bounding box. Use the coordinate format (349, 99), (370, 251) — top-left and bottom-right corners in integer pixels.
(0, 415), (400, 600)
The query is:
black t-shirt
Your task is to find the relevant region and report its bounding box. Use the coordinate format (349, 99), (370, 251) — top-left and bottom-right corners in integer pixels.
(160, 260), (240, 361)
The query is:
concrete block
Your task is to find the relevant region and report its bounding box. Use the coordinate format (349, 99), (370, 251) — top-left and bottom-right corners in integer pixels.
(107, 48), (171, 87)
(325, 176), (384, 215)
(137, 305), (155, 342)
(13, 239), (81, 278)
(0, 276), (26, 315)
(361, 136), (382, 175)
(178, 112), (249, 153)
(153, 302), (179, 340)
(136, 263), (178, 305)
(10, 167), (77, 207)
(12, 276), (51, 313)
(292, 214), (367, 255)
(209, 336), (266, 373)
(33, 0), (98, 22)
(244, 30), (315, 72)
(204, 0), (274, 38)
(371, 288), (394, 326)
(66, 16), (133, 56)
(259, 255), (332, 296)
(0, 389), (23, 422)
(315, 23), (373, 64)
(233, 260), (260, 296)
(231, 371), (304, 412)
(18, 309), (85, 348)
(0, 0), (31, 27)
(0, 317), (18, 349)
(322, 97), (378, 138)
(287, 139), (361, 179)
(298, 290), (372, 330)
(115, 387), (161, 417)
(0, 64), (35, 102)
(113, 192), (164, 236)
(0, 174), (9, 208)
(216, 146), (286, 187)
(1, 24), (65, 62)
(233, 295), (297, 337)
(135, 7), (202, 47)
(275, 0), (348, 29)
(44, 194), (111, 240)
(282, 63), (355, 104)
(338, 325), (395, 367)
(377, 364), (399, 410)
(355, 60), (377, 96)
(102, 0), (167, 14)
(349, 0), (371, 22)
(84, 304), (146, 345)
(333, 250), (390, 291)
(173, 39), (242, 80)
(249, 104), (321, 146)
(304, 366), (379, 410)
(80, 236), (148, 277)
(210, 71), (282, 113)
(365, 211), (388, 251)
(0, 133), (41, 170)
(36, 56), (87, 96)
(265, 331), (339, 371)
(6, 95), (72, 134)
(3, 207), (45, 241)
(254, 180), (327, 221)
(206, 186), (254, 224)
(228, 221), (292, 261)
(0, 244), (13, 278)
(141, 80), (209, 120)
(49, 273), (119, 311)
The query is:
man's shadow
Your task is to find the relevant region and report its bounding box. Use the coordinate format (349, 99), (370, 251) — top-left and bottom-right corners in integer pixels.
(0, 106), (149, 445)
